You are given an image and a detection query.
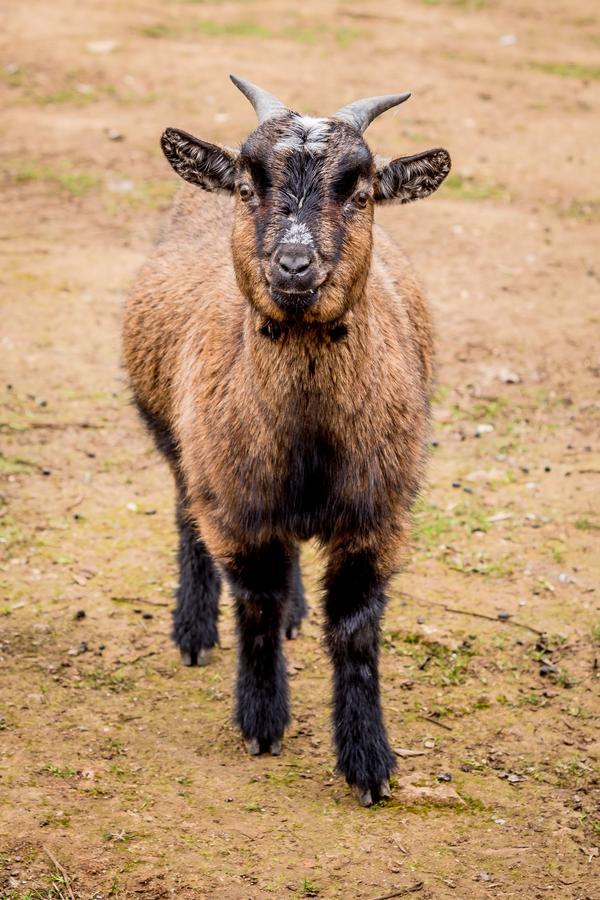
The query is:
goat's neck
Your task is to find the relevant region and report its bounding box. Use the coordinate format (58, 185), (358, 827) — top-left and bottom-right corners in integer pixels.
(244, 286), (380, 412)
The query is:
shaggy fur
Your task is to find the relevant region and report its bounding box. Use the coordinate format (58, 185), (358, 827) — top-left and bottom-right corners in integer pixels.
(123, 95), (450, 805)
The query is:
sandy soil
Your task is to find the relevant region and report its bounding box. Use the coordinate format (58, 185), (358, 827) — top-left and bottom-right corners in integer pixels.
(1, 0), (599, 897)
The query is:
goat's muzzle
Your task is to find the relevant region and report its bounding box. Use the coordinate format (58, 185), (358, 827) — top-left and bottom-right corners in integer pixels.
(268, 242), (323, 313)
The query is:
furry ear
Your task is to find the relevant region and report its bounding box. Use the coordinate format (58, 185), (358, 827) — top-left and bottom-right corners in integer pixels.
(374, 148), (451, 203)
(161, 128), (238, 193)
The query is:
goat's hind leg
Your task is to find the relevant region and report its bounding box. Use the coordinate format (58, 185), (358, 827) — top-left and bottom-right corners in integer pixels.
(285, 544), (308, 640)
(173, 499), (221, 667)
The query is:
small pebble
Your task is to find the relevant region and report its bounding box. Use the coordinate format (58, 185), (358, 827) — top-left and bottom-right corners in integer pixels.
(74, 609), (86, 620)
(539, 662), (558, 676)
(437, 772), (452, 783)
(417, 616), (425, 625)
(497, 611), (511, 621)
(41, 467), (51, 476)
(142, 612), (154, 620)
(544, 465), (551, 472)
(452, 481), (461, 488)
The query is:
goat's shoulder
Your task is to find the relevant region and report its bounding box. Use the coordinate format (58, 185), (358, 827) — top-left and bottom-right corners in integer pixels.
(370, 223), (434, 389)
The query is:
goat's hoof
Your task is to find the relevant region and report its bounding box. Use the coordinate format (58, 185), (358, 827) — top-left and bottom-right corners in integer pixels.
(351, 780), (392, 807)
(245, 737), (261, 756)
(286, 625), (300, 640)
(378, 779), (392, 800)
(352, 784), (373, 807)
(180, 648), (212, 667)
(270, 739), (282, 756)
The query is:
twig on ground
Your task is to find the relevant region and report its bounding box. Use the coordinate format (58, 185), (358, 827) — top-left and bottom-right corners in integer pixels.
(64, 494), (84, 512)
(370, 882), (424, 900)
(398, 592), (545, 637)
(418, 715), (453, 731)
(110, 595), (169, 607)
(43, 846), (75, 900)
(118, 650), (159, 667)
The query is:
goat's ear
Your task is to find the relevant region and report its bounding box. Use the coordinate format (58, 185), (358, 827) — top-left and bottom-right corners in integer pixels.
(161, 127), (238, 193)
(374, 148), (451, 203)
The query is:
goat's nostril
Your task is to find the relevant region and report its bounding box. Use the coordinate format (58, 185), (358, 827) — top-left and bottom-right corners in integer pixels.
(278, 250), (311, 275)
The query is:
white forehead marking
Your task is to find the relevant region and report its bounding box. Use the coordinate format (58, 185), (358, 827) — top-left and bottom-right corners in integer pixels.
(274, 114), (332, 154)
(282, 221), (314, 246)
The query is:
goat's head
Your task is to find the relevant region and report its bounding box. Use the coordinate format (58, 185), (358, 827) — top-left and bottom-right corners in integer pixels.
(161, 76), (451, 322)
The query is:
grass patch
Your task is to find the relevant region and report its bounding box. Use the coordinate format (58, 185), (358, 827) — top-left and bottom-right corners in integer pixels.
(10, 161), (100, 197)
(0, 452), (38, 474)
(561, 198), (600, 222)
(82, 671), (135, 693)
(442, 173), (507, 202)
(137, 18), (366, 48)
(530, 61), (600, 80)
(41, 764), (77, 779)
(575, 517), (600, 531)
(139, 23), (174, 38)
(196, 19), (273, 38)
(423, 0), (488, 6)
(413, 500), (490, 552)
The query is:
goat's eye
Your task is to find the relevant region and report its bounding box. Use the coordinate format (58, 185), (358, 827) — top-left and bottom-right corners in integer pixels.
(239, 183), (254, 201)
(354, 191), (369, 209)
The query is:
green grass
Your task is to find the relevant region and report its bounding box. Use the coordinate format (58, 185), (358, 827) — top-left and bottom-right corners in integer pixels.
(11, 162), (100, 197)
(196, 19), (273, 38)
(82, 671), (135, 693)
(139, 23), (174, 38)
(137, 18), (366, 47)
(41, 764), (77, 779)
(442, 173), (506, 202)
(530, 61), (600, 80)
(562, 199), (600, 222)
(575, 517), (600, 532)
(0, 452), (37, 474)
(423, 0), (488, 7)
(413, 500), (490, 552)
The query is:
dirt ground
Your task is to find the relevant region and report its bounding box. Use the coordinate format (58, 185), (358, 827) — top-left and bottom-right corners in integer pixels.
(1, 0), (599, 897)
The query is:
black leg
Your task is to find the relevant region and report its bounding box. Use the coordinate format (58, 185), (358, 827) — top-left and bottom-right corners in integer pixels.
(172, 502), (221, 666)
(285, 544), (308, 640)
(224, 541), (291, 755)
(323, 549), (395, 806)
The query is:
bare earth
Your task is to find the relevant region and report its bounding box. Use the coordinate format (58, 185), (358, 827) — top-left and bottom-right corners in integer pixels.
(1, 1), (599, 897)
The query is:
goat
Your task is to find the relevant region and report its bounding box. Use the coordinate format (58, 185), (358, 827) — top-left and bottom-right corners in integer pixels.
(122, 76), (450, 806)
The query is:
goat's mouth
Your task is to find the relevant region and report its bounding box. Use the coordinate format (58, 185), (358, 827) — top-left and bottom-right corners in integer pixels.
(268, 285), (319, 313)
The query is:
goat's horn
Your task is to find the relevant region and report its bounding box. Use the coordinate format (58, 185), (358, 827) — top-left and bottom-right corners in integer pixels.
(334, 92), (411, 133)
(230, 74), (288, 125)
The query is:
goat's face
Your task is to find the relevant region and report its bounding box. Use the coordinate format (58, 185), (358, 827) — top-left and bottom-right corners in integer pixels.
(232, 115), (378, 321)
(161, 79), (450, 322)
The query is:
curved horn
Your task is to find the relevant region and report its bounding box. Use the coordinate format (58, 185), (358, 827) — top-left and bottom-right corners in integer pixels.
(334, 92), (411, 133)
(230, 74), (288, 125)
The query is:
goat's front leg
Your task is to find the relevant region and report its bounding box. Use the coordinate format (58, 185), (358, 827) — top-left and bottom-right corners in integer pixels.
(323, 542), (397, 806)
(223, 541), (291, 756)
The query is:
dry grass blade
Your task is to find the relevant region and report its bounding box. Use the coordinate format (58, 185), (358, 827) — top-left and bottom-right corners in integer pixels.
(43, 846), (76, 900)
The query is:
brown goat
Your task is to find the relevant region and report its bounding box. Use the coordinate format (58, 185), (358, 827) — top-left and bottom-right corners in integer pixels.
(123, 76), (450, 806)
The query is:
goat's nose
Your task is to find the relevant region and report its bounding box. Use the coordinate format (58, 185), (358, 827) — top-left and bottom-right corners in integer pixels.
(278, 249), (311, 275)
